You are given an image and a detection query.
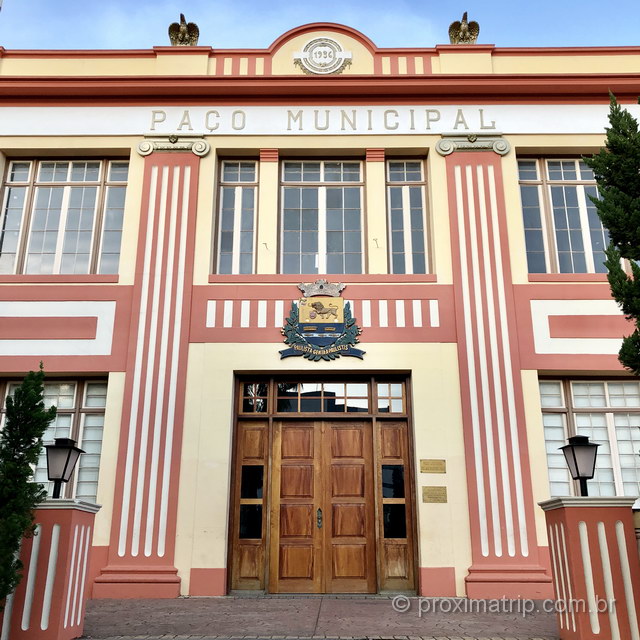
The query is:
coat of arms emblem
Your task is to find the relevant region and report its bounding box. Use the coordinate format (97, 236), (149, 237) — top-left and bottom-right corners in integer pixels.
(280, 280), (365, 361)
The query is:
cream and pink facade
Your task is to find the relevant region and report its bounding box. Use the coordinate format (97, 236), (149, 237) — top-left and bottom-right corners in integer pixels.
(0, 23), (639, 600)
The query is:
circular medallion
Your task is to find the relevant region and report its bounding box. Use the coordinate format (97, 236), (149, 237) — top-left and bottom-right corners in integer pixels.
(294, 37), (352, 75)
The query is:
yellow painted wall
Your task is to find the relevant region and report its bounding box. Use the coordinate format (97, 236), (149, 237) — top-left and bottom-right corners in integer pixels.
(174, 341), (471, 596)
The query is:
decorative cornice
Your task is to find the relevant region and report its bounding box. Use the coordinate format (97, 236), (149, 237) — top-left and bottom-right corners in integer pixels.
(539, 496), (639, 512)
(37, 498), (102, 513)
(137, 135), (210, 157)
(436, 133), (510, 156)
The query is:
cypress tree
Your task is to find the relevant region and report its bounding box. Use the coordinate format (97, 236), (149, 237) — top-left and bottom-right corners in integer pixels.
(0, 366), (56, 608)
(584, 95), (640, 374)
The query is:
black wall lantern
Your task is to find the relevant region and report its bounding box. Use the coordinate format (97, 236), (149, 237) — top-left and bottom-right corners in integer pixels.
(45, 437), (85, 499)
(560, 435), (600, 497)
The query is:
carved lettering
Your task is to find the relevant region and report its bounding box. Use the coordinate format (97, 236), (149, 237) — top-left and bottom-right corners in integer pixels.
(177, 110), (193, 131)
(384, 109), (399, 130)
(453, 109), (469, 130)
(287, 110), (304, 131)
(425, 109), (441, 130)
(231, 110), (246, 130)
(205, 110), (220, 131)
(314, 109), (330, 131)
(150, 110), (166, 131)
(479, 108), (496, 130)
(340, 109), (357, 131)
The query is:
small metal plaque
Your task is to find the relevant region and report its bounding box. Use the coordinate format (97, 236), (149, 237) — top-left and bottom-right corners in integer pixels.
(422, 486), (448, 503)
(420, 459), (446, 474)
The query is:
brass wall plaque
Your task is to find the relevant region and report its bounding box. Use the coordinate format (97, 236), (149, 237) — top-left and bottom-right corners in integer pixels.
(420, 459), (446, 474)
(422, 486), (448, 503)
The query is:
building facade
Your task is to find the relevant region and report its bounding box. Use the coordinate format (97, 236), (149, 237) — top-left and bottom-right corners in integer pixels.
(1, 22), (639, 599)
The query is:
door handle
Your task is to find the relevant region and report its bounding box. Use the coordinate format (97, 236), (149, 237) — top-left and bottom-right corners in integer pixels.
(316, 508), (323, 529)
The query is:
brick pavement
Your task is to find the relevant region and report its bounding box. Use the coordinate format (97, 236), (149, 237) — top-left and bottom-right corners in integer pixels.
(82, 596), (560, 640)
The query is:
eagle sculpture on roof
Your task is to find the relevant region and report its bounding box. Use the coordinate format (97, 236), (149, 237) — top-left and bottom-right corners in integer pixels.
(448, 12), (479, 45)
(168, 14), (200, 46)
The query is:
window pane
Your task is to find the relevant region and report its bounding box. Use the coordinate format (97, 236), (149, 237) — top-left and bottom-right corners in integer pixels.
(239, 505), (262, 539)
(382, 465), (405, 498)
(383, 504), (407, 538)
(240, 465), (264, 499)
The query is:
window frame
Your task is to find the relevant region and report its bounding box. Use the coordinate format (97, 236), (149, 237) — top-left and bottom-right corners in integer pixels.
(518, 157), (606, 274)
(214, 159), (259, 275)
(385, 159), (429, 275)
(0, 158), (129, 275)
(279, 159), (365, 275)
(0, 378), (108, 501)
(540, 378), (640, 500)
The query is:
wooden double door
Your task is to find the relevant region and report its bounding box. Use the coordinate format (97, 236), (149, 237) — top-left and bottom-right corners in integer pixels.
(230, 417), (415, 593)
(269, 420), (376, 593)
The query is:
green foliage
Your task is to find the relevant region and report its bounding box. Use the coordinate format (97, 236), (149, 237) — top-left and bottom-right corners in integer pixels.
(583, 95), (640, 374)
(0, 366), (56, 608)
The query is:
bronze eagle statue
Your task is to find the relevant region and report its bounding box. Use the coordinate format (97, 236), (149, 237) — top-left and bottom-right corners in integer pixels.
(448, 12), (479, 45)
(168, 14), (200, 46)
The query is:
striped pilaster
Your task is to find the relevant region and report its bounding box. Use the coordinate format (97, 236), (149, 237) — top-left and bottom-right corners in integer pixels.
(95, 144), (205, 597)
(446, 150), (552, 598)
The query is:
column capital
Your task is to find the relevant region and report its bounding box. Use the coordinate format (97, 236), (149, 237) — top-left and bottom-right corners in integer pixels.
(137, 135), (210, 157)
(436, 133), (510, 157)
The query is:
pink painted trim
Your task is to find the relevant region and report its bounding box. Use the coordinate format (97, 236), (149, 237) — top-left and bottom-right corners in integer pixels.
(419, 567), (456, 597)
(0, 274), (119, 283)
(366, 148), (385, 162)
(207, 274), (438, 283)
(189, 568), (227, 596)
(0, 316), (97, 340)
(528, 273), (608, 282)
(260, 149), (279, 162)
(152, 46), (214, 56)
(549, 314), (631, 339)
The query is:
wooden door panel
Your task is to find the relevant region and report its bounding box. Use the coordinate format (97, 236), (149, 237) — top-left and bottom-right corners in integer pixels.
(332, 504), (366, 537)
(324, 422), (376, 593)
(377, 421), (415, 591)
(281, 428), (313, 458)
(331, 428), (364, 457)
(269, 422), (323, 593)
(280, 466), (313, 497)
(280, 545), (314, 578)
(332, 545), (367, 578)
(331, 465), (365, 497)
(280, 505), (313, 537)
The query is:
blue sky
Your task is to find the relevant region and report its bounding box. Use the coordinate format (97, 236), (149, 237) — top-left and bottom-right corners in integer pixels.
(0, 0), (635, 50)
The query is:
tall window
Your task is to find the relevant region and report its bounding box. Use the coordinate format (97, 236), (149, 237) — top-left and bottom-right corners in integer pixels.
(216, 161), (257, 274)
(0, 160), (128, 275)
(540, 380), (640, 499)
(281, 161), (363, 274)
(518, 159), (607, 274)
(0, 380), (107, 502)
(387, 160), (427, 274)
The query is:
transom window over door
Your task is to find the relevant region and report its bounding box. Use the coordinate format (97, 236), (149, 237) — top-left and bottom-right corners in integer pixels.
(518, 159), (607, 274)
(0, 160), (128, 275)
(281, 161), (363, 274)
(387, 160), (428, 274)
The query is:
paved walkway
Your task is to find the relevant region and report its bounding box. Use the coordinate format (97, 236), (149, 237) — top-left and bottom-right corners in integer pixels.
(83, 596), (560, 640)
